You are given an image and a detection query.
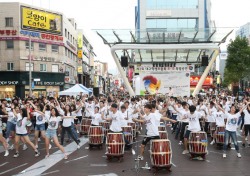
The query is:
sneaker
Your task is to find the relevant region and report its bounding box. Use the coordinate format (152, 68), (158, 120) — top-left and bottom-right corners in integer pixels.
(22, 144), (28, 151)
(242, 143), (246, 147)
(35, 151), (40, 157)
(13, 152), (19, 158)
(49, 144), (52, 149)
(35, 144), (38, 149)
(237, 153), (241, 158)
(38, 138), (41, 142)
(64, 154), (68, 160)
(77, 144), (81, 149)
(223, 153), (226, 158)
(179, 141), (183, 145)
(197, 156), (204, 161)
(182, 150), (189, 154)
(210, 140), (215, 145)
(136, 155), (144, 160)
(45, 154), (49, 158)
(9, 144), (14, 150)
(77, 130), (79, 134)
(4, 150), (9, 157)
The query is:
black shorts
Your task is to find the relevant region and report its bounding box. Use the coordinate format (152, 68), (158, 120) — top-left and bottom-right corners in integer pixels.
(184, 130), (191, 139)
(74, 116), (83, 125)
(244, 124), (250, 136)
(142, 136), (160, 146)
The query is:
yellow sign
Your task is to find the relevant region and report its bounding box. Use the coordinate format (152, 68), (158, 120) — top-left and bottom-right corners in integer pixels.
(78, 50), (82, 59)
(21, 6), (62, 35)
(77, 34), (83, 49)
(77, 66), (83, 73)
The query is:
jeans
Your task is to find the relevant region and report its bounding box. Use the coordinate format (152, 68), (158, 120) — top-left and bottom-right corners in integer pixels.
(61, 126), (79, 145)
(6, 121), (16, 139)
(223, 130), (239, 153)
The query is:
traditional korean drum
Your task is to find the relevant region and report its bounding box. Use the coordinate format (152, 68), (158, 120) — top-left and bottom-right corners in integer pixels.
(189, 131), (208, 154)
(88, 126), (104, 145)
(106, 133), (125, 156)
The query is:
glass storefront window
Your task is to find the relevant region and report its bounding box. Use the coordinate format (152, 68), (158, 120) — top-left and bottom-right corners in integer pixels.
(147, 0), (198, 9)
(0, 85), (15, 99)
(146, 19), (197, 29)
(25, 86), (60, 98)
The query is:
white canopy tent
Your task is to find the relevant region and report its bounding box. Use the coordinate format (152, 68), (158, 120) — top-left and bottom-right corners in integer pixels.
(58, 84), (92, 96)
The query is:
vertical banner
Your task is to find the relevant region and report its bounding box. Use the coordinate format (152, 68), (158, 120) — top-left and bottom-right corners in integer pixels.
(138, 72), (190, 97)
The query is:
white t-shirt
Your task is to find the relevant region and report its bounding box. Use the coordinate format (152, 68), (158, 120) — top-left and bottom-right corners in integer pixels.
(152, 111), (161, 127)
(47, 116), (62, 130)
(109, 111), (123, 132)
(44, 110), (51, 120)
(243, 109), (250, 125)
(62, 112), (73, 127)
(85, 102), (95, 117)
(91, 112), (102, 126)
(75, 104), (83, 116)
(187, 111), (202, 132)
(33, 112), (45, 125)
(144, 113), (159, 137)
(225, 112), (241, 132)
(213, 111), (225, 127)
(206, 107), (217, 122)
(16, 114), (28, 134)
(180, 109), (189, 123)
(8, 111), (17, 124)
(120, 111), (128, 127)
(196, 105), (207, 117)
(175, 106), (183, 121)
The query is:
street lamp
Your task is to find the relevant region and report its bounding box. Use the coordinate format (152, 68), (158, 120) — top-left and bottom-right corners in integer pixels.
(29, 34), (32, 97)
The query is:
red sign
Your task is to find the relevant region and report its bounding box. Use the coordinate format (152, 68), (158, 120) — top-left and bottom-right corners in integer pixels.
(190, 76), (213, 87)
(0, 30), (17, 35)
(115, 80), (119, 85)
(41, 33), (63, 41)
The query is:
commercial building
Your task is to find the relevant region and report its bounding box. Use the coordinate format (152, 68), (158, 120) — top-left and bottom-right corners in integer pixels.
(236, 22), (250, 41)
(0, 2), (78, 98)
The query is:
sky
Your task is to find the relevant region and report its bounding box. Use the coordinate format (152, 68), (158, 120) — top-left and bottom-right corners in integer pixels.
(1, 0), (250, 74)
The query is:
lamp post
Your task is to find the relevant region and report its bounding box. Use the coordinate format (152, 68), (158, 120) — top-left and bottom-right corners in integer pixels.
(29, 34), (32, 97)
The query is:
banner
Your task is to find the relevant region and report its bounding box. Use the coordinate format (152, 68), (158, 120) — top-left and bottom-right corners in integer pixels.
(21, 6), (62, 35)
(138, 72), (190, 97)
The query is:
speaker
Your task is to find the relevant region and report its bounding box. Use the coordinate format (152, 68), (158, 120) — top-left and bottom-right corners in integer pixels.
(201, 55), (208, 66)
(121, 56), (128, 67)
(93, 87), (99, 97)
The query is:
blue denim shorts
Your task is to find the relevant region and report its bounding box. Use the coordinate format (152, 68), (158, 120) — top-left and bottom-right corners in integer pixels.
(7, 121), (16, 132)
(45, 129), (57, 138)
(35, 124), (46, 131)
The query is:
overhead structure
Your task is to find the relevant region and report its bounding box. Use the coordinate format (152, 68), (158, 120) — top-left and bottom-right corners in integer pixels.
(95, 28), (233, 96)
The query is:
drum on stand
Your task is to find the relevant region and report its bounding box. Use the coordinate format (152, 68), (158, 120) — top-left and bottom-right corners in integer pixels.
(128, 122), (136, 138)
(150, 139), (172, 170)
(99, 121), (110, 136)
(106, 133), (125, 160)
(81, 118), (92, 135)
(215, 126), (225, 144)
(88, 126), (104, 148)
(159, 131), (168, 139)
(122, 126), (133, 144)
(189, 131), (208, 159)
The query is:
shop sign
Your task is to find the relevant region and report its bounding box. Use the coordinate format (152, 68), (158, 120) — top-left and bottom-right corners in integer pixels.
(20, 30), (63, 41)
(77, 33), (83, 49)
(0, 81), (19, 85)
(0, 30), (17, 36)
(77, 66), (83, 74)
(20, 30), (40, 38)
(41, 33), (63, 41)
(78, 50), (82, 58)
(21, 6), (62, 35)
(35, 81), (64, 86)
(66, 41), (76, 51)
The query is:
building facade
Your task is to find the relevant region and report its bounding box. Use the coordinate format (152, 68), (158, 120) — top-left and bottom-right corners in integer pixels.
(0, 2), (78, 98)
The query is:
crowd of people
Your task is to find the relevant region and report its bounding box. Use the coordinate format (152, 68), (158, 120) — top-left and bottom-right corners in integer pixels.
(0, 90), (249, 161)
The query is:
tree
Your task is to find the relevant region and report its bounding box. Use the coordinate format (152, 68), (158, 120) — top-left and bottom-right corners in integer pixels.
(224, 36), (250, 86)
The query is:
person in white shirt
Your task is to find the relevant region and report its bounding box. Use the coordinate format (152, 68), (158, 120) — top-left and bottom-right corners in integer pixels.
(104, 103), (123, 132)
(216, 102), (250, 158)
(120, 105), (128, 127)
(132, 104), (176, 160)
(210, 104), (226, 145)
(242, 103), (250, 147)
(74, 99), (83, 133)
(84, 98), (95, 118)
(0, 108), (9, 157)
(90, 107), (103, 126)
(182, 105), (203, 154)
(12, 105), (40, 158)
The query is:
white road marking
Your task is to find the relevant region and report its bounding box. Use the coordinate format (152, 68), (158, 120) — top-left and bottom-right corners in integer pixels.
(208, 150), (223, 155)
(88, 174), (118, 176)
(171, 162), (177, 167)
(206, 160), (210, 163)
(40, 170), (60, 176)
(90, 164), (108, 167)
(0, 163), (28, 175)
(16, 137), (88, 176)
(0, 162), (9, 167)
(64, 155), (88, 163)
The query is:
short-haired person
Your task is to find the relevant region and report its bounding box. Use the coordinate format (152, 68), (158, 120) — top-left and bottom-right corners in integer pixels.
(133, 104), (176, 160)
(104, 103), (123, 133)
(182, 105), (204, 154)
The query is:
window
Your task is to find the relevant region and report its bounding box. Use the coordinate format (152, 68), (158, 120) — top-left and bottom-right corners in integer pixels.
(68, 32), (70, 39)
(40, 64), (47, 72)
(39, 43), (46, 51)
(5, 17), (13, 27)
(65, 48), (67, 56)
(65, 29), (67, 37)
(6, 40), (14, 49)
(7, 63), (14, 71)
(52, 44), (59, 52)
(25, 63), (34, 71)
(52, 64), (59, 72)
(25, 41), (34, 50)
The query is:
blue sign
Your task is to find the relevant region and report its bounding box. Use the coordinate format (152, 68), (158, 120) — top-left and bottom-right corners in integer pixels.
(32, 81), (35, 90)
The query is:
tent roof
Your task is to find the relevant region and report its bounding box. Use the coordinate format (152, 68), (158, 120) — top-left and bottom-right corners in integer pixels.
(58, 84), (92, 96)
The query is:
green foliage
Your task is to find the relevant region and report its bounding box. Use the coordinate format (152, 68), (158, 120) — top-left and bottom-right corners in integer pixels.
(224, 36), (250, 85)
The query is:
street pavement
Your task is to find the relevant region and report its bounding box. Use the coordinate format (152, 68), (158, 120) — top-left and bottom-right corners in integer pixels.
(0, 127), (250, 176)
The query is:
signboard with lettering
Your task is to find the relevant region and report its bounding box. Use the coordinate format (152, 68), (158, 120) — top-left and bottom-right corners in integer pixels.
(21, 6), (62, 35)
(0, 30), (17, 36)
(0, 81), (19, 85)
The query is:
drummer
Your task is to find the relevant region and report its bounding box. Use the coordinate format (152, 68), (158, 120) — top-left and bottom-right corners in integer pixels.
(133, 104), (176, 160)
(90, 107), (102, 126)
(104, 103), (123, 133)
(182, 105), (204, 155)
